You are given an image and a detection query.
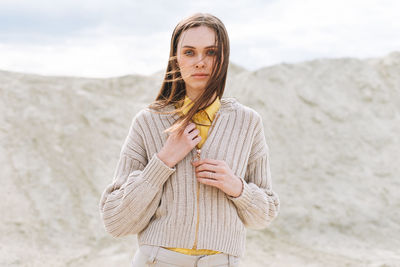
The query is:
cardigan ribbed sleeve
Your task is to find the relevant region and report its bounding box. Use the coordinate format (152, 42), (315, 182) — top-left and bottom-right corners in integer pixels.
(99, 111), (176, 237)
(227, 112), (280, 229)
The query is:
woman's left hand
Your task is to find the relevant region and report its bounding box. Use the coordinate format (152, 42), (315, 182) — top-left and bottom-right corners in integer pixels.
(192, 158), (243, 198)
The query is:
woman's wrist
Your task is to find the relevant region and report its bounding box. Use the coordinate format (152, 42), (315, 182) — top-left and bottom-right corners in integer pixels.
(229, 176), (244, 198)
(156, 151), (175, 168)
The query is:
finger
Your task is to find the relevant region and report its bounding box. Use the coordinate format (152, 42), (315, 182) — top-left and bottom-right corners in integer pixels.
(191, 135), (201, 145)
(192, 158), (220, 166)
(188, 126), (198, 134)
(195, 163), (220, 173)
(196, 171), (222, 180)
(188, 129), (200, 139)
(185, 122), (196, 133)
(197, 177), (221, 188)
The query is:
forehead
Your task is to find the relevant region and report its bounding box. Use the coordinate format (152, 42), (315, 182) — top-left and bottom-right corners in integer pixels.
(178, 26), (216, 48)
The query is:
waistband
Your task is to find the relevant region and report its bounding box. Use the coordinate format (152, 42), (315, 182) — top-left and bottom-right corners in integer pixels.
(140, 244), (240, 267)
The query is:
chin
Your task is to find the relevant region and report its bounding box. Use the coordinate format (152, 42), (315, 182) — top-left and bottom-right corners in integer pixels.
(186, 81), (208, 90)
(191, 85), (208, 92)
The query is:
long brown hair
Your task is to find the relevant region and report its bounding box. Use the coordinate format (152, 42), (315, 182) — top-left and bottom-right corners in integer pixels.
(148, 13), (230, 134)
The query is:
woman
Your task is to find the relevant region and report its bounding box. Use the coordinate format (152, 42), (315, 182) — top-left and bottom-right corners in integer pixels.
(99, 13), (280, 267)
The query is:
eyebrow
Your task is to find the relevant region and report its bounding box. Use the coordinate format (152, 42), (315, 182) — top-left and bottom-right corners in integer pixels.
(182, 45), (217, 49)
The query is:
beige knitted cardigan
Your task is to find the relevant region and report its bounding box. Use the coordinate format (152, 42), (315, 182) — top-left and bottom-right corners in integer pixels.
(99, 97), (280, 257)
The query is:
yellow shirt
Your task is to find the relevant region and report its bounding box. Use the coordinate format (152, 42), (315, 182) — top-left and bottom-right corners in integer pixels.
(164, 95), (221, 255)
(177, 95), (221, 149)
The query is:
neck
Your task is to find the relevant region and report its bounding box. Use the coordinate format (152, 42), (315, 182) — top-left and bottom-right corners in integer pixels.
(186, 91), (217, 106)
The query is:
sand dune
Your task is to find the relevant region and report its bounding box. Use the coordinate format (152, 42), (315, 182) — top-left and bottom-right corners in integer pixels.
(1, 51), (399, 266)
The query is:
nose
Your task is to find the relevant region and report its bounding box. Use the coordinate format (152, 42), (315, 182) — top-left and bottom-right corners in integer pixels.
(195, 55), (206, 68)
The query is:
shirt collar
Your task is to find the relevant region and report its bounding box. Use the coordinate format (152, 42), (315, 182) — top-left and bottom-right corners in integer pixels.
(178, 95), (221, 121)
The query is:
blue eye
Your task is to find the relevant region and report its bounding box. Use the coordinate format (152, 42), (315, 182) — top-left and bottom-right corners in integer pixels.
(207, 50), (216, 56)
(184, 50), (194, 56)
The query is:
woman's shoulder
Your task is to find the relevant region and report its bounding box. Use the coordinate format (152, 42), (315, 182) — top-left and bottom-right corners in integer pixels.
(132, 103), (177, 122)
(127, 105), (174, 136)
(221, 97), (262, 121)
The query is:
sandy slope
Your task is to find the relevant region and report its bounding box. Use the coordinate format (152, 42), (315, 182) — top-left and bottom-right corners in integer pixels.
(1, 52), (399, 266)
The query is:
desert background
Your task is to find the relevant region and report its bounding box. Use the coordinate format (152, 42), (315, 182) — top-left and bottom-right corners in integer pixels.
(2, 0), (400, 266)
(1, 51), (400, 266)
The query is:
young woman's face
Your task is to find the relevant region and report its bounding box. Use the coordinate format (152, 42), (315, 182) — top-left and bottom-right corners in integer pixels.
(176, 26), (218, 96)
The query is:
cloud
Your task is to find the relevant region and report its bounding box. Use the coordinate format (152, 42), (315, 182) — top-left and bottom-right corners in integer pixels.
(0, 0), (399, 77)
(0, 31), (171, 77)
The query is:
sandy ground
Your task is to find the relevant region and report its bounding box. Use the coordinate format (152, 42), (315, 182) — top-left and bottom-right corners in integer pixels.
(1, 51), (400, 266)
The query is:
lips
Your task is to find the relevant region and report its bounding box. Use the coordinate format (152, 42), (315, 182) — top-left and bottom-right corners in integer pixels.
(192, 73), (209, 77)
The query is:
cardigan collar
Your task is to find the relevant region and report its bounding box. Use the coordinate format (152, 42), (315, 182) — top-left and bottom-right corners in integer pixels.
(175, 95), (221, 122)
(147, 97), (239, 120)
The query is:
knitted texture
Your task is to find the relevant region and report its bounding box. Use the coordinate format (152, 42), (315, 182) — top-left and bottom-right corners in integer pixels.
(99, 97), (280, 257)
(167, 95), (222, 255)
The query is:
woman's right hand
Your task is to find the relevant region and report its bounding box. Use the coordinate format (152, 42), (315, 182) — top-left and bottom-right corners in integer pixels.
(157, 122), (201, 168)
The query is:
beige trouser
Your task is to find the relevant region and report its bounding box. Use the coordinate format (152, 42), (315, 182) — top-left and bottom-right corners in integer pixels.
(131, 244), (241, 267)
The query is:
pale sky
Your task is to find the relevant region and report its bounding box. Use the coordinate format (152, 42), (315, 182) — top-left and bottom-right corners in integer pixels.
(0, 0), (399, 78)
